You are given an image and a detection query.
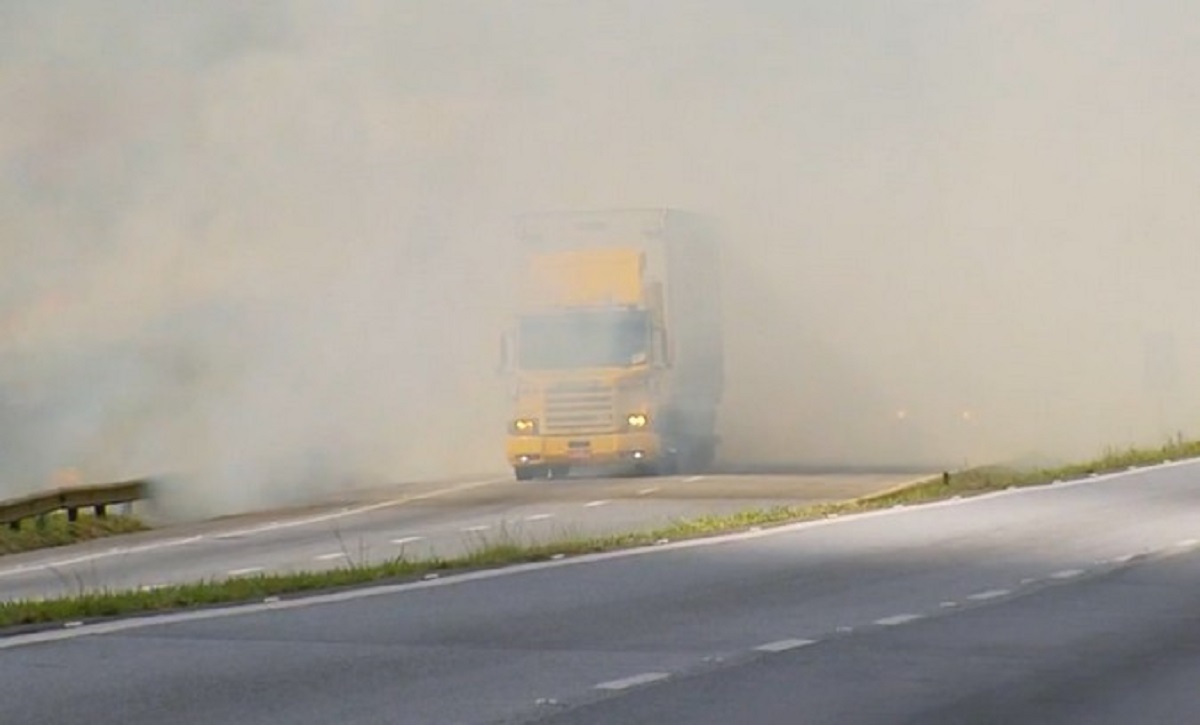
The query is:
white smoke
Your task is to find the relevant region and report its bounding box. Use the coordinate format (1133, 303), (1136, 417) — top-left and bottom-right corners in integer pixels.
(3, 1), (1199, 513)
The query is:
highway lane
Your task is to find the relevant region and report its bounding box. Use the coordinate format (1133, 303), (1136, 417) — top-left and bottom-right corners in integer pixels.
(550, 530), (1200, 725)
(0, 471), (916, 602)
(2, 461), (1199, 724)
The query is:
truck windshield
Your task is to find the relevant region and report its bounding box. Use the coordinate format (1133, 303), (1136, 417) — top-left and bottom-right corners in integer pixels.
(519, 310), (648, 370)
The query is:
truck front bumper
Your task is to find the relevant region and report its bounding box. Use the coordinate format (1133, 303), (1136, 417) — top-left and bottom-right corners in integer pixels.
(506, 432), (662, 468)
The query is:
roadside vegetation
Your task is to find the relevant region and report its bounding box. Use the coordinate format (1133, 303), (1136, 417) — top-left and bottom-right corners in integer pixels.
(0, 513), (147, 556)
(3, 437), (1198, 630)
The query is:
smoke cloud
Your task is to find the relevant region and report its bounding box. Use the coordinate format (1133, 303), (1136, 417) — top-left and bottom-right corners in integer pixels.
(2, 1), (1198, 514)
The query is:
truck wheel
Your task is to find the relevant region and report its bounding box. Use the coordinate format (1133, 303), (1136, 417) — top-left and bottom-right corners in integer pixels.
(632, 462), (661, 477)
(679, 442), (716, 474)
(691, 444), (716, 473)
(514, 466), (543, 481)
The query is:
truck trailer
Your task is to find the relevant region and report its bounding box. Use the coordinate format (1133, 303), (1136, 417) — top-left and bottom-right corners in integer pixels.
(502, 209), (723, 480)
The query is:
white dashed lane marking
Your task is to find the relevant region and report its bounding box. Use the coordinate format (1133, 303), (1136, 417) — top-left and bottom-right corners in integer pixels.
(1050, 569), (1085, 580)
(967, 589), (1010, 601)
(636, 487), (660, 496)
(314, 553), (348, 562)
(390, 537), (424, 546)
(461, 525), (491, 533)
(595, 672), (671, 691)
(754, 638), (816, 653)
(584, 500), (610, 508)
(525, 514), (555, 522)
(875, 614), (923, 627)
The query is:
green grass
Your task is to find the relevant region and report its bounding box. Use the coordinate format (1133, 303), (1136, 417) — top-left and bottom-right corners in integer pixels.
(862, 436), (1200, 508)
(2, 437), (1197, 631)
(0, 513), (147, 556)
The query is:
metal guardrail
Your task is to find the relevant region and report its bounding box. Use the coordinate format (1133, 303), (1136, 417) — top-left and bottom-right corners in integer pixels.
(0, 479), (150, 531)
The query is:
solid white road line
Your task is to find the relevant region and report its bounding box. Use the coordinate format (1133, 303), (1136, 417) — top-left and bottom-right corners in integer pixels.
(0, 477), (507, 580)
(595, 672), (671, 690)
(0, 535), (204, 581)
(227, 567), (265, 576)
(7, 458), (1198, 651)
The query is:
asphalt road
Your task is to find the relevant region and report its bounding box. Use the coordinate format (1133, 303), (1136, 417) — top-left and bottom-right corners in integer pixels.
(0, 471), (916, 602)
(4, 461), (1198, 724)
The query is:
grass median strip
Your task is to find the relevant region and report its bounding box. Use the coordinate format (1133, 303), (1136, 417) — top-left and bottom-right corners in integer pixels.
(1, 513), (147, 556)
(2, 438), (1198, 631)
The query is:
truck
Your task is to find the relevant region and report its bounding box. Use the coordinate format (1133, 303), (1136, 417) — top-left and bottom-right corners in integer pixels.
(501, 208), (723, 480)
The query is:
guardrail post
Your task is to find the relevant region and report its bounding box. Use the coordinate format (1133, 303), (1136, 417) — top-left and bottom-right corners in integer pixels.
(1, 478), (149, 530)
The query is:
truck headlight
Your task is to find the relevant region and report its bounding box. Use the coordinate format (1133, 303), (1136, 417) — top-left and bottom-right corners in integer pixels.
(626, 413), (649, 429)
(512, 418), (538, 434)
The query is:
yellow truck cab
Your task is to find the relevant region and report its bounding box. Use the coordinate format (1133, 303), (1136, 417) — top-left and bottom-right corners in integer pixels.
(502, 209), (723, 481)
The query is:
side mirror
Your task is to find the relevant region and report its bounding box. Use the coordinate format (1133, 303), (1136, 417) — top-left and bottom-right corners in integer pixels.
(497, 331), (512, 375)
(654, 326), (672, 369)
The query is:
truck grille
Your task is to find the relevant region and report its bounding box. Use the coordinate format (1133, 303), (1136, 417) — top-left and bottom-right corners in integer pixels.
(544, 381), (615, 434)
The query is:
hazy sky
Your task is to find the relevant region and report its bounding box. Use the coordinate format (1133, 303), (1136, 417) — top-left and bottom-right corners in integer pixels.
(3, 1), (1199, 511)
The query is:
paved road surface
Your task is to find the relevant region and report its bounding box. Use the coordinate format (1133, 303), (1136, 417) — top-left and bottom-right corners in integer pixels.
(0, 471), (915, 602)
(4, 462), (1196, 724)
